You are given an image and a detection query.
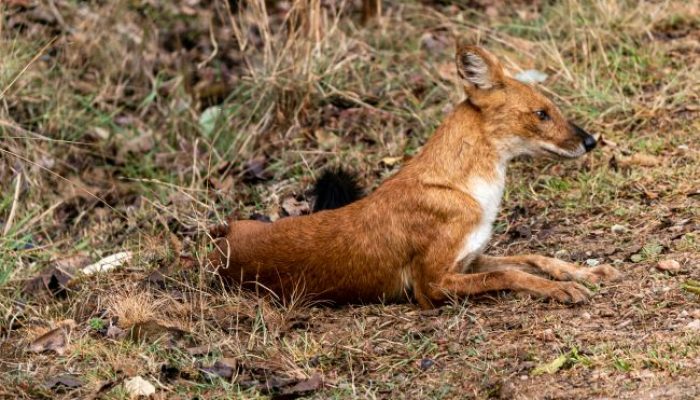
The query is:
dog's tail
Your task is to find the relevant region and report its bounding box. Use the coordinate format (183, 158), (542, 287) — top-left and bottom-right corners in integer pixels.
(312, 168), (364, 212)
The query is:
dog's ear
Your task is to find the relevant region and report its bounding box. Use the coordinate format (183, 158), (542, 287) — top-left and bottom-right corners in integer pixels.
(455, 45), (506, 91)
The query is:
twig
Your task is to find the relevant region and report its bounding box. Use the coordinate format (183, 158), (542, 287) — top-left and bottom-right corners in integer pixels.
(3, 173), (21, 237)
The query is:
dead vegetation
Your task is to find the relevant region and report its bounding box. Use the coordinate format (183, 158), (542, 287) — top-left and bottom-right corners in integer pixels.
(1, 0), (699, 398)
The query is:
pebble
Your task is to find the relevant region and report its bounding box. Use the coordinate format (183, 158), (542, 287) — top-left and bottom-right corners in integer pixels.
(611, 224), (628, 234)
(419, 358), (435, 371)
(685, 320), (700, 331)
(586, 259), (600, 267)
(124, 376), (155, 397)
(656, 259), (681, 273)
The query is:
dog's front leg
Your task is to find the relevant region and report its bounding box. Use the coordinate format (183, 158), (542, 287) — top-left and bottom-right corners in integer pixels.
(419, 269), (593, 308)
(468, 255), (621, 284)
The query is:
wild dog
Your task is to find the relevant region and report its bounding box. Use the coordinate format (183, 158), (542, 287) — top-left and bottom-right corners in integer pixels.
(209, 44), (621, 309)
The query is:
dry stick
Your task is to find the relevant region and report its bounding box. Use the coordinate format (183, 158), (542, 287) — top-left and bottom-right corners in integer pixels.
(3, 174), (21, 236)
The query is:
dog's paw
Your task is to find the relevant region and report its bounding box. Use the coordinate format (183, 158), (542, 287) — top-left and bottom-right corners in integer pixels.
(546, 281), (592, 304)
(575, 264), (622, 284)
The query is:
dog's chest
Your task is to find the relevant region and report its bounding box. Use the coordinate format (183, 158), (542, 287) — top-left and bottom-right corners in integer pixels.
(455, 170), (505, 265)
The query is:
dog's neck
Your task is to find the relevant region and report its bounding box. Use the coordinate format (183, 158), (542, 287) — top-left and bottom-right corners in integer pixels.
(401, 102), (509, 191)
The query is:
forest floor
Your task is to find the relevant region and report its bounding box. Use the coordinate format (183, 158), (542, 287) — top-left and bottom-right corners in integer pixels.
(1, 0), (699, 398)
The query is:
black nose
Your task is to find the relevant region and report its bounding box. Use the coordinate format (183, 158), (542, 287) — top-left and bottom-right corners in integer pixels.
(571, 123), (596, 152)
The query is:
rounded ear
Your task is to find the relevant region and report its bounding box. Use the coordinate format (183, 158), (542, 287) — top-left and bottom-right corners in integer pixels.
(455, 45), (506, 91)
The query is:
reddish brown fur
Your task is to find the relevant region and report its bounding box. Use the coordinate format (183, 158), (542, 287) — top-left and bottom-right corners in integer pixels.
(209, 44), (621, 308)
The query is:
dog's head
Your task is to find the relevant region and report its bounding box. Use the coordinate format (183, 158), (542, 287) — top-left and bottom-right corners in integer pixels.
(455, 45), (596, 159)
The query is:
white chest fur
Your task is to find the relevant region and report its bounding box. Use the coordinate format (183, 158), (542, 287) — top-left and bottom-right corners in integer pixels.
(455, 164), (506, 265)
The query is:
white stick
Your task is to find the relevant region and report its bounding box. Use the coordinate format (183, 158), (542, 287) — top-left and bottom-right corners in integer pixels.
(81, 251), (132, 275)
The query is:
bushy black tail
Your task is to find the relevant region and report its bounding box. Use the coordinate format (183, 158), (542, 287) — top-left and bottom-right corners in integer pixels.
(312, 168), (364, 212)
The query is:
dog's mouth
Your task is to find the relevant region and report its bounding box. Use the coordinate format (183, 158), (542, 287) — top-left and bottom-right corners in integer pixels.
(540, 143), (585, 159)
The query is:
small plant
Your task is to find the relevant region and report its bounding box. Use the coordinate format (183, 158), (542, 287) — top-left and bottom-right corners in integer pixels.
(613, 357), (632, 372)
(89, 318), (106, 331)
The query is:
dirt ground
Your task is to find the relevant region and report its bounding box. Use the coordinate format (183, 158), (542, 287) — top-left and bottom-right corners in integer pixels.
(1, 0), (699, 399)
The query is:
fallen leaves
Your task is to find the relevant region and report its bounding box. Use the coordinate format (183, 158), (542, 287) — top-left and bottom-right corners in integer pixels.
(129, 320), (189, 346)
(243, 155), (271, 182)
(273, 373), (323, 399)
(28, 319), (76, 356)
(22, 265), (74, 298)
(22, 254), (91, 298)
(22, 252), (132, 300)
(200, 358), (238, 380)
(198, 357), (323, 398)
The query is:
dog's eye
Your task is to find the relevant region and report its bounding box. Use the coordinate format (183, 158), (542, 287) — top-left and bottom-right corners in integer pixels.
(535, 110), (550, 121)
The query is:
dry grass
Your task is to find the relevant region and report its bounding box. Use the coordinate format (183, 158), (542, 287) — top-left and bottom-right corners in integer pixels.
(1, 0), (699, 398)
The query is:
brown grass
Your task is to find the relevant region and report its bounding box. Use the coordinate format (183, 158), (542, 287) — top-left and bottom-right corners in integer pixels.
(1, 0), (699, 398)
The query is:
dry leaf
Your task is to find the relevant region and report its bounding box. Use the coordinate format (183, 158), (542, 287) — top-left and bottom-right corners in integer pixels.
(200, 358), (238, 380)
(124, 376), (156, 397)
(106, 325), (126, 340)
(43, 374), (83, 391)
(275, 374), (323, 399)
(129, 320), (188, 345)
(22, 266), (75, 298)
(28, 320), (76, 355)
(243, 155), (270, 182)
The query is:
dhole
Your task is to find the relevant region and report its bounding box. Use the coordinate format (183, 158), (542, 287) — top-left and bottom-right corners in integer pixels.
(209, 44), (621, 309)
